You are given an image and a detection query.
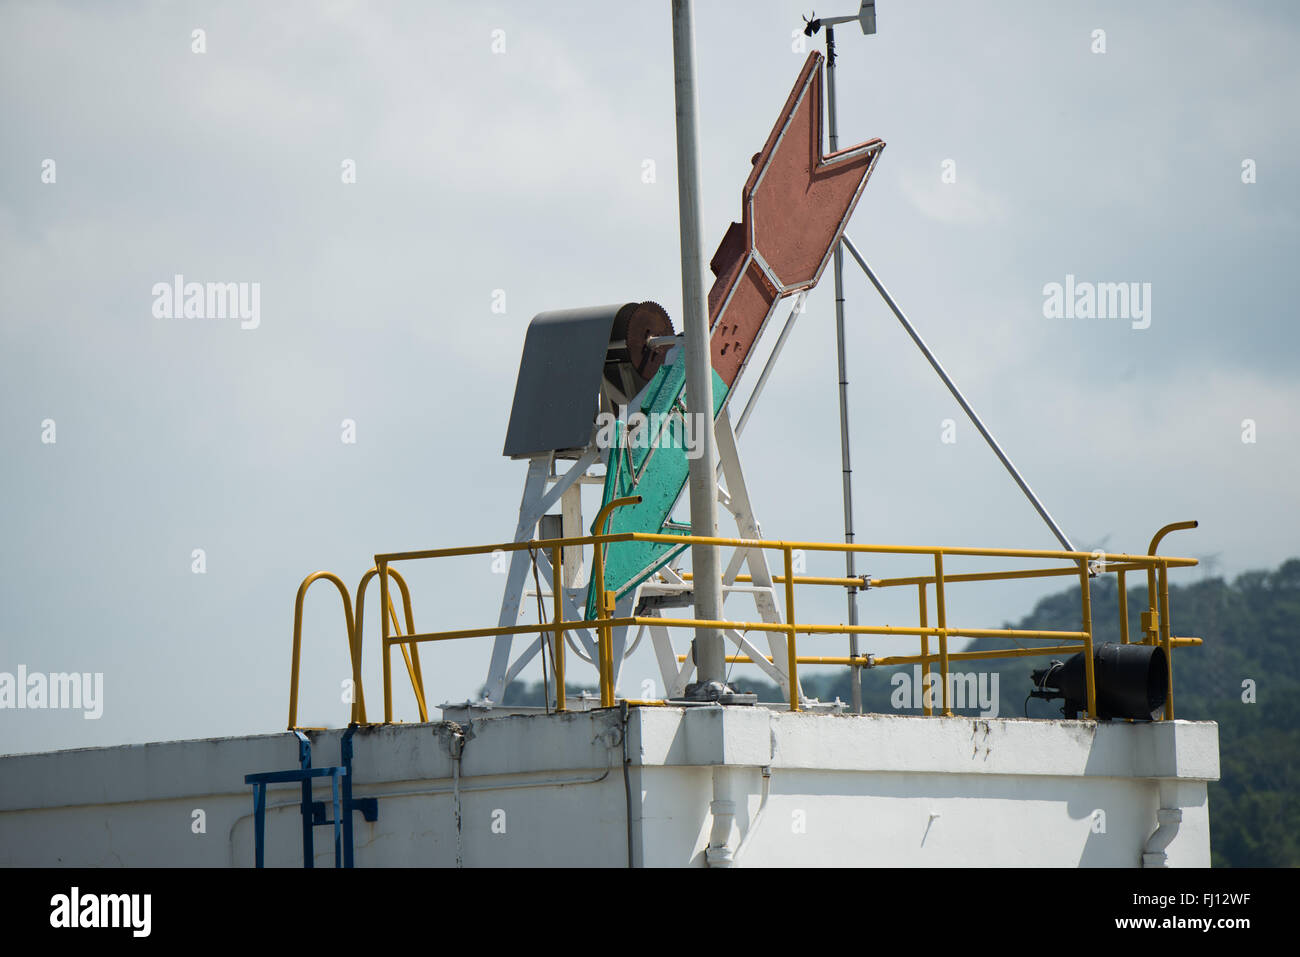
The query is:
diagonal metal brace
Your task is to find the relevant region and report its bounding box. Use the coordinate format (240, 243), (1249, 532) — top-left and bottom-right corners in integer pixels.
(840, 233), (1075, 553)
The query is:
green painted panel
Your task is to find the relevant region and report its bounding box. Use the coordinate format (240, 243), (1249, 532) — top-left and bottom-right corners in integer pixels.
(586, 359), (729, 618)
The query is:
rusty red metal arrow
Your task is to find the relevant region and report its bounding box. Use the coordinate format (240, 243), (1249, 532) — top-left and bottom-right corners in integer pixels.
(707, 49), (885, 389)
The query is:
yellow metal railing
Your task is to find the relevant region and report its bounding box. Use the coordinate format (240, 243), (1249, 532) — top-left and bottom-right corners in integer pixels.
(288, 566), (429, 730)
(293, 503), (1200, 724)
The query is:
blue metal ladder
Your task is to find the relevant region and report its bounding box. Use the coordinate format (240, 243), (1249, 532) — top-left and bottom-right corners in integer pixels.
(244, 726), (378, 868)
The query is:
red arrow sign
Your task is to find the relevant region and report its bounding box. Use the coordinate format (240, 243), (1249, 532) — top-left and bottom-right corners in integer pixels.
(706, 50), (885, 390)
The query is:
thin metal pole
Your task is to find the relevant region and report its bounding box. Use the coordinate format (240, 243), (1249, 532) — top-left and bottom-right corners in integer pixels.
(671, 0), (726, 690)
(840, 233), (1076, 553)
(827, 27), (864, 714)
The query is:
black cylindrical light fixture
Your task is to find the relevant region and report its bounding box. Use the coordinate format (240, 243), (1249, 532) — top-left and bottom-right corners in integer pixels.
(1031, 642), (1168, 720)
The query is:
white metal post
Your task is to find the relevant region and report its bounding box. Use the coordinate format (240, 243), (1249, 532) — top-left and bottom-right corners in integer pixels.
(671, 0), (726, 691)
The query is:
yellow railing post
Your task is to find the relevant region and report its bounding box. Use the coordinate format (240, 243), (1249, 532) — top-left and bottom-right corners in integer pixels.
(1079, 560), (1097, 719)
(352, 567), (428, 725)
(590, 495), (640, 708)
(379, 559), (392, 723)
(591, 566), (607, 707)
(917, 583), (932, 716)
(1158, 560), (1174, 720)
(1117, 569), (1129, 645)
(600, 590), (617, 707)
(783, 546), (799, 712)
(1146, 521), (1196, 720)
(933, 553), (950, 716)
(552, 542), (565, 712)
(346, 588), (367, 726)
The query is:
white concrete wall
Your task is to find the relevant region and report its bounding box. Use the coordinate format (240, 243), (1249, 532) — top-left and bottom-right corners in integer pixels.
(0, 708), (1218, 867)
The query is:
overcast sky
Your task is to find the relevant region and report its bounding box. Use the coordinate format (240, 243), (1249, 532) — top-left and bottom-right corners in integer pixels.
(2, 0), (1297, 754)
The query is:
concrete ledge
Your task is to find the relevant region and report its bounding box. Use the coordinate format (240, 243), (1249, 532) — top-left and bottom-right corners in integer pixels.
(627, 708), (1220, 781)
(0, 710), (1219, 813)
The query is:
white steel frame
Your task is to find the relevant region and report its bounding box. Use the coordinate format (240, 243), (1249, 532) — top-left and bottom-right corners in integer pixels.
(483, 408), (808, 708)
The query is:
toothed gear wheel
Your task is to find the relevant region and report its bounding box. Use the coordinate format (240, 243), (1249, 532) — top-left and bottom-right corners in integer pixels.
(614, 300), (674, 381)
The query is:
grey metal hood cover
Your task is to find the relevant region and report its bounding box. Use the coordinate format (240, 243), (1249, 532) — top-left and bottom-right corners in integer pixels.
(502, 304), (624, 458)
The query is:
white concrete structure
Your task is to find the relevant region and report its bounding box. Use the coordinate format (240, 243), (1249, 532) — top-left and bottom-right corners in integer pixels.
(0, 708), (1218, 867)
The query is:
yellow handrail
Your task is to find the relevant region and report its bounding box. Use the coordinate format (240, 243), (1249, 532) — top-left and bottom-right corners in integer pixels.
(288, 522), (1201, 724)
(783, 546), (798, 710)
(1146, 521), (1197, 719)
(354, 567), (428, 724)
(375, 534), (1200, 565)
(546, 540), (566, 712)
(288, 572), (355, 731)
(288, 566), (428, 730)
(591, 496), (642, 707)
